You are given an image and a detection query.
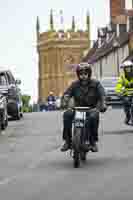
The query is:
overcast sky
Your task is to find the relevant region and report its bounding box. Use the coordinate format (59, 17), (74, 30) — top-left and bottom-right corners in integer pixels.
(0, 0), (110, 103)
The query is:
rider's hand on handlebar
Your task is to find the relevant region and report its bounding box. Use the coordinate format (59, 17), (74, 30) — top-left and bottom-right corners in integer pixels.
(99, 104), (107, 113)
(128, 82), (133, 88)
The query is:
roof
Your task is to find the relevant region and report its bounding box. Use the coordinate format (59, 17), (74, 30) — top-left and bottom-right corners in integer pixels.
(83, 32), (129, 64)
(82, 41), (98, 62)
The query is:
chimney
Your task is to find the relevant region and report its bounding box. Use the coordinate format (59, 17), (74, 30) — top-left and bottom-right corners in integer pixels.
(106, 24), (112, 41)
(106, 31), (110, 41)
(98, 37), (102, 48)
(97, 28), (102, 48)
(116, 24), (120, 37)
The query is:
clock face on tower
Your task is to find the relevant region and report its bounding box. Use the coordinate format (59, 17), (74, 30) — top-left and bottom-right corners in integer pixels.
(64, 55), (74, 65)
(64, 55), (75, 72)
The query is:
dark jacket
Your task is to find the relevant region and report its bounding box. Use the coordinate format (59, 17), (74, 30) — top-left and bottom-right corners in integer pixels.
(62, 79), (106, 108)
(47, 95), (56, 102)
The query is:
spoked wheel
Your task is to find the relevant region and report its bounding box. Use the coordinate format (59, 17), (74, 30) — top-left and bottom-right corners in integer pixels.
(130, 103), (133, 124)
(131, 111), (133, 124)
(72, 127), (81, 168)
(73, 151), (80, 168)
(80, 151), (87, 162)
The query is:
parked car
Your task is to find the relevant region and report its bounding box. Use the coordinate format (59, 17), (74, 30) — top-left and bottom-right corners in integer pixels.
(0, 94), (8, 130)
(100, 77), (122, 105)
(0, 70), (23, 120)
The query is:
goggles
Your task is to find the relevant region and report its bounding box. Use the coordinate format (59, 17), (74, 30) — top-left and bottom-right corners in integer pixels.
(79, 70), (88, 76)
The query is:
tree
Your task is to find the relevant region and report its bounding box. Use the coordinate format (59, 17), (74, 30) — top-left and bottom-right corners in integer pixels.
(21, 95), (32, 112)
(22, 95), (31, 107)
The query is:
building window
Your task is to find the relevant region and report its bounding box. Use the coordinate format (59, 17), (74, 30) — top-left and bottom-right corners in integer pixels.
(119, 24), (127, 33)
(129, 16), (133, 31)
(125, 0), (133, 9)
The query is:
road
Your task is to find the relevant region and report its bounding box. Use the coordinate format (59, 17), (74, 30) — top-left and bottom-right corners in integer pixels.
(0, 108), (133, 200)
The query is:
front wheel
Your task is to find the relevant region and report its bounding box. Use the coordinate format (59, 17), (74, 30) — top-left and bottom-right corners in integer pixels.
(131, 105), (133, 124)
(73, 151), (80, 168)
(72, 127), (81, 168)
(80, 151), (87, 161)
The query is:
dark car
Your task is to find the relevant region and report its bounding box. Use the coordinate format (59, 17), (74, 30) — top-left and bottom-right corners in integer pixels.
(0, 70), (23, 120)
(100, 77), (122, 106)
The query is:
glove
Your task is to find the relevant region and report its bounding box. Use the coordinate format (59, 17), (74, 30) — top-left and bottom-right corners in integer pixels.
(99, 104), (107, 113)
(127, 82), (133, 88)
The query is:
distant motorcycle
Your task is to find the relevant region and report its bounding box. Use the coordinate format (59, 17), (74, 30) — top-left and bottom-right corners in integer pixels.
(71, 106), (99, 168)
(120, 89), (133, 125)
(47, 101), (56, 111)
(125, 94), (133, 125)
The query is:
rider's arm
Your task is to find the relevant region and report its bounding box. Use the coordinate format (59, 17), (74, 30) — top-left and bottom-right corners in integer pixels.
(115, 75), (124, 94)
(61, 82), (75, 109)
(96, 81), (107, 112)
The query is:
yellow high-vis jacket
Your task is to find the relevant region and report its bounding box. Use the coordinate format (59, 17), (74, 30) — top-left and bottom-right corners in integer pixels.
(115, 73), (133, 96)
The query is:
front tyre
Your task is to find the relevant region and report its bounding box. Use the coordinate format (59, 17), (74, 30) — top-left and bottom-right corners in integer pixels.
(73, 151), (80, 168)
(131, 105), (133, 124)
(72, 127), (81, 168)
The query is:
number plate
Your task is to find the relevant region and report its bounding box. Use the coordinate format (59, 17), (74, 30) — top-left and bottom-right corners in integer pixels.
(75, 111), (86, 120)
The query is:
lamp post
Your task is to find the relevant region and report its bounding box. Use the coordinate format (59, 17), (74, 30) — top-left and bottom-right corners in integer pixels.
(113, 39), (120, 76)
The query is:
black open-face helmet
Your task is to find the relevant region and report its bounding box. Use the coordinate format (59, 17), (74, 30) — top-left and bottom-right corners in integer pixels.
(76, 62), (92, 79)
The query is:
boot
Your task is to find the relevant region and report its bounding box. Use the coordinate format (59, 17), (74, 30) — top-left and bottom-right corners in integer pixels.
(124, 114), (130, 125)
(60, 138), (72, 152)
(60, 142), (70, 152)
(90, 142), (98, 152)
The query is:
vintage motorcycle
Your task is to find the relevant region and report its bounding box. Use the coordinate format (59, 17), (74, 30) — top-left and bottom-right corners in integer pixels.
(120, 88), (133, 125)
(125, 95), (133, 125)
(72, 106), (99, 168)
(47, 101), (56, 111)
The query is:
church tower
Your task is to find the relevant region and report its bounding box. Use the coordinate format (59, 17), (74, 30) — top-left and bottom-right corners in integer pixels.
(36, 11), (91, 103)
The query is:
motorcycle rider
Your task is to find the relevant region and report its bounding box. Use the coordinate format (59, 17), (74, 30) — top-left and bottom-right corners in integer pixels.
(46, 91), (56, 110)
(60, 62), (107, 152)
(115, 60), (133, 124)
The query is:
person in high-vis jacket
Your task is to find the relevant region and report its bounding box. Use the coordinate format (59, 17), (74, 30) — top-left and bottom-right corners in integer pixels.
(115, 60), (133, 124)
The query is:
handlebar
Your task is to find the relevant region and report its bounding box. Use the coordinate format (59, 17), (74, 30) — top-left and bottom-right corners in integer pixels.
(73, 106), (97, 112)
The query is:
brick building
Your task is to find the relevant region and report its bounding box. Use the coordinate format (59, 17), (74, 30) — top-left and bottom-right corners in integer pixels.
(110, 0), (133, 24)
